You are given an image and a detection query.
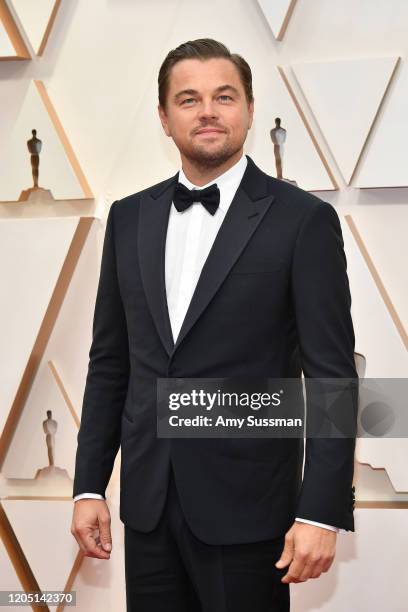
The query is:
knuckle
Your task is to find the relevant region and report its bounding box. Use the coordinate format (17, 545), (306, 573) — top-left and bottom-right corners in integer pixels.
(99, 515), (111, 524)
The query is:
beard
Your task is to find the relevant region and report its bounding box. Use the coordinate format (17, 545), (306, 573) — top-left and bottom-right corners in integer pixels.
(181, 134), (243, 170)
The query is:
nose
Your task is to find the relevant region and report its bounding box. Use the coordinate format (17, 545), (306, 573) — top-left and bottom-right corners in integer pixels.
(196, 99), (219, 122)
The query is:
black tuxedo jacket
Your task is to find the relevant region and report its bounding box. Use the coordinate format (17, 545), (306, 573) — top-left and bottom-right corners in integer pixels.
(73, 155), (358, 545)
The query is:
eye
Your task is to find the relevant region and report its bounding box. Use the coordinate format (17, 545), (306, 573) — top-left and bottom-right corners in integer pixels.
(181, 98), (195, 105)
(218, 95), (232, 102)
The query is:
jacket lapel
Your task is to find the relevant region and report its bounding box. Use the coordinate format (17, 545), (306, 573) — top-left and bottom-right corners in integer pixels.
(138, 156), (276, 359)
(138, 174), (178, 358)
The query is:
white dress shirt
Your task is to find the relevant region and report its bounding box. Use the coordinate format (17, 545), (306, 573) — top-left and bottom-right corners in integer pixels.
(74, 153), (343, 534)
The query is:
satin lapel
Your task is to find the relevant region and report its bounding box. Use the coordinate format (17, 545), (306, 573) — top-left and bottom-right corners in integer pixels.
(138, 156), (276, 360)
(171, 157), (276, 356)
(138, 175), (177, 358)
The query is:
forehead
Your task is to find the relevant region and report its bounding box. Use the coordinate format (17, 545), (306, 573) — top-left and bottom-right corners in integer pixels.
(168, 57), (243, 93)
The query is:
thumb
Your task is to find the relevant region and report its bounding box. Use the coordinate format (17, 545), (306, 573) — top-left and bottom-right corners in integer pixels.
(98, 516), (112, 552)
(275, 535), (294, 568)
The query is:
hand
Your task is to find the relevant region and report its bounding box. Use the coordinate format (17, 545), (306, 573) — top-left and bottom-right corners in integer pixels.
(71, 499), (112, 559)
(275, 522), (336, 583)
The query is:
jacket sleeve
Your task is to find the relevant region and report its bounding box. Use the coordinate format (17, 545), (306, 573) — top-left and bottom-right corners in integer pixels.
(291, 200), (358, 531)
(73, 201), (130, 499)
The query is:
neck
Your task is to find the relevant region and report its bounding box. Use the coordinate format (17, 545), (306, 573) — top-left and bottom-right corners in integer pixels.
(180, 148), (244, 186)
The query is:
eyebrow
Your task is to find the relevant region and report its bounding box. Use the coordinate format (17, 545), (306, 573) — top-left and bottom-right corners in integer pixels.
(173, 84), (241, 102)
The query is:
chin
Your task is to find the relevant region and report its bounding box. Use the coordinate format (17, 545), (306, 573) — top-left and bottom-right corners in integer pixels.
(188, 143), (236, 164)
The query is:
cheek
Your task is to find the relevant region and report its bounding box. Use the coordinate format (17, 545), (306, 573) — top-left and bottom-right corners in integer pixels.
(228, 118), (247, 139)
(224, 109), (248, 131)
(175, 115), (194, 137)
(166, 111), (191, 136)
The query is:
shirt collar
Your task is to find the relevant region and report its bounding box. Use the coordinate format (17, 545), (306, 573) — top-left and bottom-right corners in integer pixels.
(177, 153), (248, 213)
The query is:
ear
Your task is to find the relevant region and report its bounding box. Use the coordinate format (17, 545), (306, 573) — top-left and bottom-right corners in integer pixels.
(248, 98), (254, 130)
(158, 104), (171, 137)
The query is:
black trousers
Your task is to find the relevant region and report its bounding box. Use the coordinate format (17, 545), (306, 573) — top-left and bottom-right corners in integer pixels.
(124, 465), (290, 611)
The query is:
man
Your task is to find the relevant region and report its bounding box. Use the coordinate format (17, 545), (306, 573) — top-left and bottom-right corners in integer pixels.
(71, 39), (358, 611)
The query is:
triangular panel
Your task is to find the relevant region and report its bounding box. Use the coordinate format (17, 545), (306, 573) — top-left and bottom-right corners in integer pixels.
(0, 537), (24, 591)
(0, 217), (79, 432)
(3, 500), (78, 592)
(0, 81), (92, 201)
(292, 57), (399, 184)
(257, 0), (298, 40)
(9, 0), (61, 56)
(355, 61), (408, 188)
(0, 0), (30, 59)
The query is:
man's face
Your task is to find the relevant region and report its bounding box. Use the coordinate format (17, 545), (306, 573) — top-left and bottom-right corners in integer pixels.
(158, 57), (254, 167)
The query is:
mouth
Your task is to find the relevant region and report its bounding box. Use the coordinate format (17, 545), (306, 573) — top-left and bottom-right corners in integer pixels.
(195, 128), (226, 135)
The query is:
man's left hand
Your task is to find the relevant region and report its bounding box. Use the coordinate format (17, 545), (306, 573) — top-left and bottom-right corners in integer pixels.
(275, 522), (336, 583)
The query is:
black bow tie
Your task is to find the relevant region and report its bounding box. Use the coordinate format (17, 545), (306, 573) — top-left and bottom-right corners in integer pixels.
(173, 182), (220, 216)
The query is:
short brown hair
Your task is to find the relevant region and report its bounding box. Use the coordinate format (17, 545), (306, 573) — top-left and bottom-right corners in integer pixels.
(158, 38), (253, 108)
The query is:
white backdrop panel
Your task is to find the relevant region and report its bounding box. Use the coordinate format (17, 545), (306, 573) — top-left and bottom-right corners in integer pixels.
(356, 61), (408, 188)
(0, 217), (78, 433)
(0, 82), (84, 201)
(10, 0), (58, 55)
(0, 20), (15, 57)
(256, 0), (295, 39)
(292, 57), (398, 184)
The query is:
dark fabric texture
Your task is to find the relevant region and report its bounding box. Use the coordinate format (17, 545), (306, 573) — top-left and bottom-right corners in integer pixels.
(73, 155), (358, 543)
(124, 465), (290, 612)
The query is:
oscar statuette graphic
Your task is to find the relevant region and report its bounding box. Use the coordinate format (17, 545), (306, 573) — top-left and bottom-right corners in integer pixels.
(34, 410), (70, 481)
(270, 117), (297, 186)
(19, 129), (55, 202)
(0, 410), (72, 499)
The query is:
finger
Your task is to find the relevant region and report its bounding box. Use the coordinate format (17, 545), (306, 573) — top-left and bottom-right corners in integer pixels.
(83, 531), (111, 559)
(298, 560), (318, 582)
(94, 532), (111, 552)
(71, 531), (87, 554)
(275, 535), (294, 569)
(281, 557), (307, 583)
(281, 571), (306, 584)
(98, 514), (112, 552)
(310, 562), (326, 579)
(321, 554), (335, 573)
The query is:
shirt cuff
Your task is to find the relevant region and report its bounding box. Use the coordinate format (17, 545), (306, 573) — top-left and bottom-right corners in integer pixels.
(73, 493), (105, 502)
(295, 517), (344, 533)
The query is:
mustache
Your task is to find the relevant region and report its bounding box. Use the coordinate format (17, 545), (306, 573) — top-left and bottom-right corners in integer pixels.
(192, 125), (227, 134)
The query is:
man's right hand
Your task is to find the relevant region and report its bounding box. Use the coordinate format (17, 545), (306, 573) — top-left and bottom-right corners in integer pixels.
(71, 499), (112, 559)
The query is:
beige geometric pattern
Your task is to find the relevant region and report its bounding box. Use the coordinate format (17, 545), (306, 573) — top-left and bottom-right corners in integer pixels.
(256, 0), (298, 40)
(0, 218), (79, 435)
(345, 214), (407, 352)
(277, 66), (339, 190)
(2, 500), (80, 592)
(354, 60), (408, 188)
(0, 80), (93, 202)
(0, 213), (94, 606)
(291, 57), (400, 185)
(0, 0), (29, 59)
(9, 0), (61, 56)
